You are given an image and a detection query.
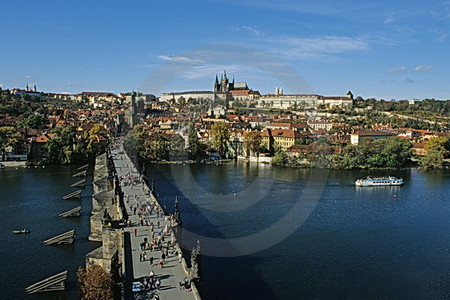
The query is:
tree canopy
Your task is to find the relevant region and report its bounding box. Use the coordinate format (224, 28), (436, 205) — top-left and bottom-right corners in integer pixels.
(243, 131), (262, 156)
(211, 122), (230, 157)
(419, 136), (450, 169)
(77, 265), (114, 300)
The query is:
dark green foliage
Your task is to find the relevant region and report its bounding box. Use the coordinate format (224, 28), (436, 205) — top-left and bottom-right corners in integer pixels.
(333, 137), (412, 169)
(419, 137), (450, 169)
(124, 125), (189, 161)
(0, 126), (24, 160)
(17, 113), (45, 129)
(272, 151), (287, 166)
(187, 123), (206, 161)
(211, 122), (230, 157)
(45, 125), (106, 164)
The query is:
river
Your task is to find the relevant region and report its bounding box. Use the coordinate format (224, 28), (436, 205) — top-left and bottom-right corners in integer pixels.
(1, 163), (449, 299)
(146, 162), (450, 299)
(0, 165), (98, 300)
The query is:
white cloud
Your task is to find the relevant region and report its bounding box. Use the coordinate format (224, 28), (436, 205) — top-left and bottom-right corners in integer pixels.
(435, 32), (448, 42)
(414, 65), (432, 73)
(25, 75), (32, 79)
(157, 55), (202, 63)
(267, 35), (369, 60)
(383, 13), (396, 24)
(285, 36), (368, 53)
(231, 25), (262, 36)
(387, 65), (432, 74)
(387, 66), (407, 74)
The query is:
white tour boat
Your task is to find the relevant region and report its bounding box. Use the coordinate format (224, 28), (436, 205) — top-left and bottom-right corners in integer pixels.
(355, 176), (404, 187)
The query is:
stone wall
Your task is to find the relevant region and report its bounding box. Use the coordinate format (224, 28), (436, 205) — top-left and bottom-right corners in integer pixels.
(86, 152), (124, 275)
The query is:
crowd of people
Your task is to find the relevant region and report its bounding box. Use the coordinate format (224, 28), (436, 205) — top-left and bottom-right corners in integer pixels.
(111, 141), (193, 298)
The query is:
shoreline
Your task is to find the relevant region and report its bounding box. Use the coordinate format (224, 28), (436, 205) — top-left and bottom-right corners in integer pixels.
(145, 158), (426, 170)
(0, 161), (27, 168)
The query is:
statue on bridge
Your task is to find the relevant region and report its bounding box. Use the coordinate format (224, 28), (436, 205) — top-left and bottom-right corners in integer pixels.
(190, 240), (201, 280)
(173, 196), (181, 226)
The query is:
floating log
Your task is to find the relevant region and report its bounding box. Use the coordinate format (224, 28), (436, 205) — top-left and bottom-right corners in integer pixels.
(43, 230), (75, 245)
(25, 271), (68, 294)
(77, 164), (89, 171)
(58, 206), (81, 218)
(72, 170), (87, 178)
(62, 190), (82, 200)
(70, 178), (86, 187)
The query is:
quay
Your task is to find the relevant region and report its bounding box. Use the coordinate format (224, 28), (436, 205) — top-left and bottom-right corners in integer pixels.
(84, 141), (201, 299)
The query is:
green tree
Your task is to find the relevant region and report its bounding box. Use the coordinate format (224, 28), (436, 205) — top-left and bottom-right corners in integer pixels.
(17, 113), (45, 129)
(341, 144), (365, 169)
(0, 127), (23, 160)
(168, 134), (186, 159)
(45, 125), (76, 164)
(311, 146), (332, 168)
(295, 137), (312, 145)
(424, 136), (450, 156)
(313, 136), (331, 146)
(211, 122), (230, 157)
(419, 150), (444, 169)
(187, 123), (205, 161)
(124, 125), (146, 157)
(380, 137), (412, 167)
(419, 137), (450, 169)
(271, 151), (287, 166)
(243, 131), (262, 157)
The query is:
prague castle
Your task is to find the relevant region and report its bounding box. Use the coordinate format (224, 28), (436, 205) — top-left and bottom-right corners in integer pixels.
(159, 70), (353, 109)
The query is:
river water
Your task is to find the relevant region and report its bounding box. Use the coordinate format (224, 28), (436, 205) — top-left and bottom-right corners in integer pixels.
(1, 164), (449, 299)
(146, 163), (450, 299)
(0, 166), (98, 300)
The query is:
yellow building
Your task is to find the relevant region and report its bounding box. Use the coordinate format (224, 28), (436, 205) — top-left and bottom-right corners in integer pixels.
(261, 129), (304, 151)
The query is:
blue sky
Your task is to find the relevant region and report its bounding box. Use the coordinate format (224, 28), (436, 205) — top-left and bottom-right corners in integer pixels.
(1, 0), (450, 100)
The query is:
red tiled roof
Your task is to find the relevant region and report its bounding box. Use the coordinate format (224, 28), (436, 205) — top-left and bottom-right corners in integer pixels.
(353, 130), (396, 136)
(261, 129), (304, 139)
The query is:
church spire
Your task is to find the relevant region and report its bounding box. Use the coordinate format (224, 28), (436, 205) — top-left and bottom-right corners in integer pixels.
(214, 74), (219, 93)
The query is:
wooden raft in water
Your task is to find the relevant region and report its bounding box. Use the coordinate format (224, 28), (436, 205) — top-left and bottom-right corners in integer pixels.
(43, 230), (75, 245)
(70, 178), (86, 187)
(62, 190), (82, 200)
(72, 170), (86, 178)
(25, 270), (68, 294)
(77, 164), (89, 171)
(58, 206), (81, 218)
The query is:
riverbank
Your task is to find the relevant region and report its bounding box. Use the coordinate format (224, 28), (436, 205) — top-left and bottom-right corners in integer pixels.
(0, 161), (27, 168)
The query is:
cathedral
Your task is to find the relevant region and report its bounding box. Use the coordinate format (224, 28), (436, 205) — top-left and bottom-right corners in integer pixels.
(214, 70), (248, 93)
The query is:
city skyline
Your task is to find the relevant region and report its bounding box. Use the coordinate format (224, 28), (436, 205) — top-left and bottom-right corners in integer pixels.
(1, 0), (450, 100)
